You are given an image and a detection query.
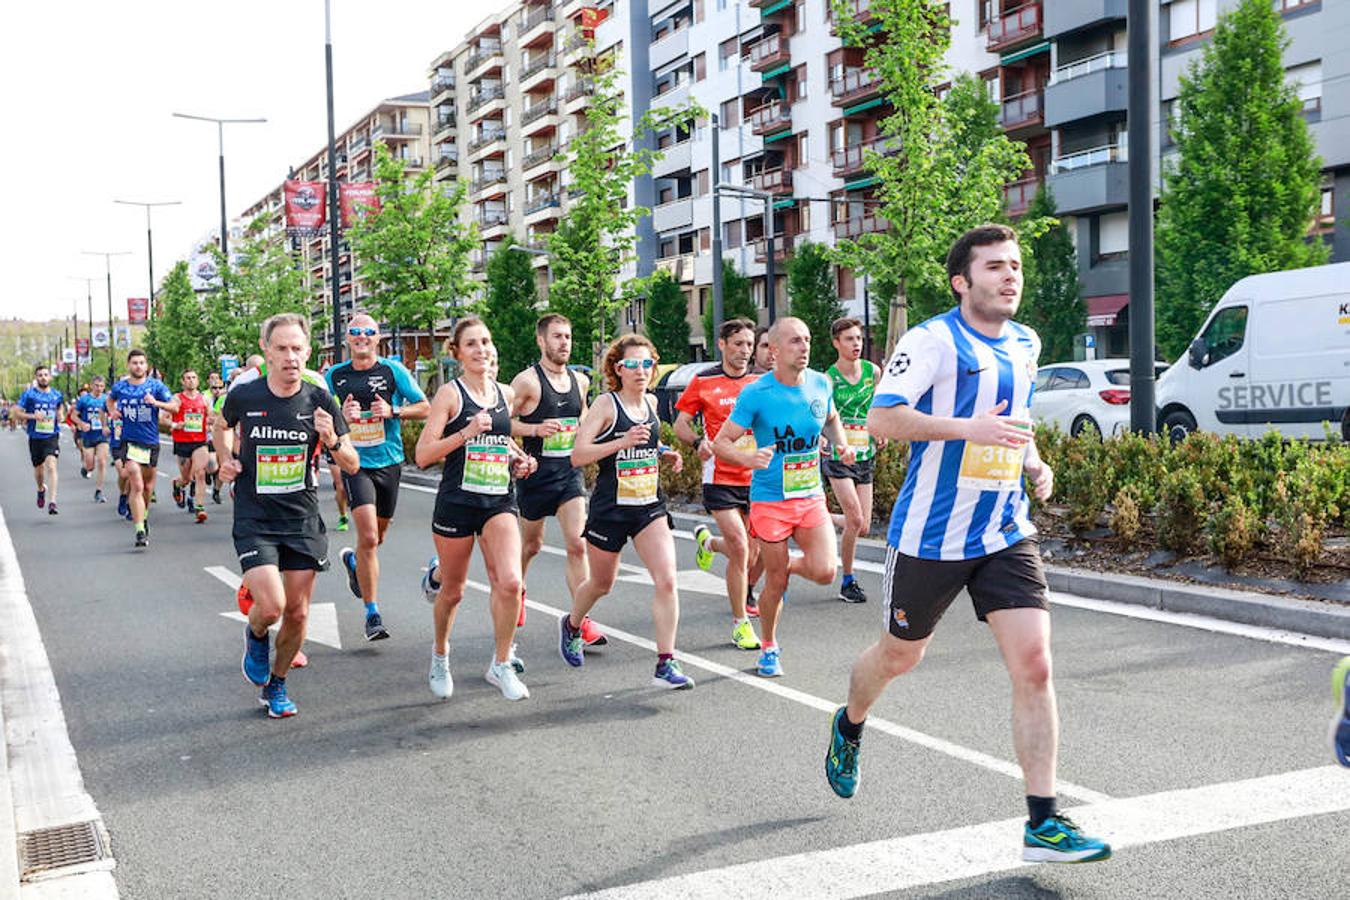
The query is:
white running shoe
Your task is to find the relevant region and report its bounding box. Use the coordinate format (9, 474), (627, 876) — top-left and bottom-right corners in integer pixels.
(507, 642), (526, 674)
(486, 660), (530, 701)
(421, 556), (440, 605)
(429, 653), (453, 699)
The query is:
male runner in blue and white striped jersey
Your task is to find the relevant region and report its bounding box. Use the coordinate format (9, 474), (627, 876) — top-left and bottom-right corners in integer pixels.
(823, 224), (1111, 865)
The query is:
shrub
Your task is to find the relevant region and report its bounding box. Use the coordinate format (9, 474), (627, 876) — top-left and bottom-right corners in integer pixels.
(1206, 493), (1257, 568)
(402, 418), (427, 466)
(1109, 487), (1142, 547)
(1155, 468), (1206, 554)
(1055, 426), (1112, 532)
(659, 422), (703, 502)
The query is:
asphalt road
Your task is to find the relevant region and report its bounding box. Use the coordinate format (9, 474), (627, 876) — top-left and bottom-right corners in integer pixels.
(2, 430), (1347, 899)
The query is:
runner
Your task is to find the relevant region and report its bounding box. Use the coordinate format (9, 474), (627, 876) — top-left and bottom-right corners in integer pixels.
(1333, 656), (1350, 767)
(712, 317), (853, 679)
(325, 314), (430, 642)
(558, 334), (693, 689)
(822, 224), (1110, 863)
(75, 375), (111, 503)
(69, 387), (86, 476)
(15, 364), (65, 515)
(752, 325), (774, 374)
(673, 317), (763, 650)
(168, 370), (212, 523)
(218, 314), (356, 718)
(415, 317), (537, 701)
(108, 397), (132, 519)
(510, 313), (607, 647)
(824, 317), (881, 604)
(206, 371), (225, 504)
(107, 350), (179, 547)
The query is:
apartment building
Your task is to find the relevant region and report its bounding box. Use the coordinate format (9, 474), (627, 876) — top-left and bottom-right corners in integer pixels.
(237, 92), (433, 360)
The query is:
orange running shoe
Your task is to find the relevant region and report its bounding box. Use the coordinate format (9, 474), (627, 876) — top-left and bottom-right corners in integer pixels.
(580, 616), (608, 647)
(236, 584), (253, 615)
(195, 508), (208, 524)
(517, 587), (527, 628)
(291, 648), (308, 669)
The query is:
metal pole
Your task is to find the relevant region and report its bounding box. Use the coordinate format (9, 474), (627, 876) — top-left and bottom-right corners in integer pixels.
(106, 260), (115, 381)
(710, 112), (723, 361)
(862, 274), (872, 362)
(764, 199), (776, 323)
(1127, 0), (1156, 433)
(325, 0), (344, 364)
(218, 122), (229, 258)
(146, 208), (156, 323)
(72, 305), (80, 390)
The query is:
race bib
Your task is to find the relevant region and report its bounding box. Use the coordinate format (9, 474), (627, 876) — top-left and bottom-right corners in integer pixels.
(183, 412), (205, 434)
(616, 451), (659, 506)
(462, 439), (510, 495)
(836, 418), (874, 461)
(540, 417), (579, 458)
(88, 414), (102, 431)
(256, 444), (307, 494)
(782, 451), (820, 499)
(957, 443), (1026, 492)
(126, 443), (151, 466)
(349, 412), (386, 448)
(34, 414), (54, 435)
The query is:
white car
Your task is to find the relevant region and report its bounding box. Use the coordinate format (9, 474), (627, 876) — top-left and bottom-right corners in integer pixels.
(1032, 359), (1166, 438)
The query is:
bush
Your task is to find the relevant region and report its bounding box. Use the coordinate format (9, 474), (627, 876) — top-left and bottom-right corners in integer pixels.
(1109, 488), (1142, 548)
(1055, 426), (1112, 532)
(1155, 468), (1206, 554)
(659, 422), (703, 502)
(1206, 493), (1258, 568)
(401, 418), (426, 466)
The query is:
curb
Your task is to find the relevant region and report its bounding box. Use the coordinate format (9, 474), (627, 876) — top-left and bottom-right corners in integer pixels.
(664, 509), (1350, 644)
(0, 694), (17, 900)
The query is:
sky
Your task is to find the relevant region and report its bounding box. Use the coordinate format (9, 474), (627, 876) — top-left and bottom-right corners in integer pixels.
(0, 1), (484, 323)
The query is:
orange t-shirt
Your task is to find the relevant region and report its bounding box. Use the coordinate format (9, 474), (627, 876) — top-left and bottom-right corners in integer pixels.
(674, 367), (759, 486)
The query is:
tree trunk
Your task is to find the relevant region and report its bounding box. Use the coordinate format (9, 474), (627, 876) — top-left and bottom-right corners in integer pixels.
(884, 278), (909, 358)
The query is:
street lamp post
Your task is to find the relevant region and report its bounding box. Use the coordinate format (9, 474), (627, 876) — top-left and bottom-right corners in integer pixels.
(715, 183), (777, 323)
(114, 199), (181, 324)
(68, 276), (95, 375)
(324, 0), (344, 363)
(81, 251), (132, 381)
(506, 243), (553, 287)
(171, 113), (266, 258)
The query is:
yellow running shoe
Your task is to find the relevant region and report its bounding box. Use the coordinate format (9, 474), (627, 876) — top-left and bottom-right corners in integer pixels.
(732, 618), (761, 651)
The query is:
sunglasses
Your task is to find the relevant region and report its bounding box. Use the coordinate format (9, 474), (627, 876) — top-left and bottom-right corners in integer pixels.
(348, 327), (377, 337)
(617, 358), (655, 370)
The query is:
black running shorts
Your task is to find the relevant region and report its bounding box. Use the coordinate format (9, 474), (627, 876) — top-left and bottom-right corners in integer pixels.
(824, 455), (875, 485)
(584, 505), (671, 553)
(883, 538), (1049, 641)
(701, 483), (750, 514)
(234, 518), (330, 573)
(27, 436), (59, 467)
(517, 468), (586, 522)
(343, 463), (403, 519)
(432, 496), (518, 539)
(122, 441), (160, 469)
(173, 440), (207, 460)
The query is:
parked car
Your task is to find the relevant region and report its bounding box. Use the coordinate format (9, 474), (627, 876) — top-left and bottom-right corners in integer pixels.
(651, 361), (712, 424)
(1156, 262), (1350, 442)
(1032, 359), (1166, 438)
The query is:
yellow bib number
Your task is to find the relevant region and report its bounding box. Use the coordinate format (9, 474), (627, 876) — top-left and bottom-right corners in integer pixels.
(957, 442), (1026, 492)
(349, 412), (386, 448)
(616, 451), (659, 506)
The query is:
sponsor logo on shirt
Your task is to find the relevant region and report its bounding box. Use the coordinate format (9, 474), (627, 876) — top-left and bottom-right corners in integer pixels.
(249, 425), (310, 441)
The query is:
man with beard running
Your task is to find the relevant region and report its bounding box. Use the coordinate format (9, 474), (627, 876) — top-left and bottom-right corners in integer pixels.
(75, 375), (112, 503)
(15, 364), (65, 514)
(218, 314), (357, 718)
(169, 370), (212, 523)
(107, 350), (179, 547)
(326, 314), (429, 642)
(509, 314), (607, 647)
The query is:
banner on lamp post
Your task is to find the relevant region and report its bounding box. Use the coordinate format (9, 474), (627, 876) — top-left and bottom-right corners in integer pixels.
(114, 326), (131, 349)
(91, 327), (110, 349)
(76, 338), (90, 362)
(284, 180), (327, 237)
(127, 297), (149, 324)
(339, 182), (380, 228)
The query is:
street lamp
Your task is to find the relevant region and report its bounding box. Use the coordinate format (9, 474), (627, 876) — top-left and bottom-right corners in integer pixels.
(81, 251), (132, 381)
(67, 276), (96, 379)
(715, 183), (778, 323)
(506, 243), (553, 286)
(114, 199), (181, 324)
(171, 113), (266, 258)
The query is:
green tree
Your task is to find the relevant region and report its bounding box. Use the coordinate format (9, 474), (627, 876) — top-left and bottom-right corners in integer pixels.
(1020, 187), (1083, 364)
(786, 241), (845, 370)
(482, 236), (542, 378)
(643, 270), (691, 363)
(143, 261), (210, 384)
(830, 5), (1042, 352)
(701, 259), (758, 349)
(349, 142), (479, 346)
(1155, 0), (1326, 359)
(547, 49), (702, 366)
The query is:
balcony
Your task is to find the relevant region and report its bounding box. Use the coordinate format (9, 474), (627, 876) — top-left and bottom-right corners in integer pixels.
(748, 101), (792, 136)
(1044, 0), (1126, 40)
(750, 167), (793, 195)
(1004, 176), (1042, 217)
(651, 197), (694, 234)
(654, 253), (697, 284)
(520, 3), (556, 42)
(998, 90), (1044, 132)
(478, 209), (510, 228)
(831, 137), (894, 179)
(752, 233), (797, 263)
(651, 139), (692, 178)
(467, 86), (505, 115)
(521, 53), (557, 82)
(349, 135), (370, 154)
(1048, 145), (1128, 214)
(833, 216), (886, 240)
(562, 29), (592, 57)
(1045, 53), (1128, 127)
(987, 3), (1043, 53)
(467, 129), (506, 157)
(522, 97), (558, 126)
(524, 192), (562, 219)
(828, 0), (876, 33)
(748, 33), (790, 73)
(398, 156), (425, 169)
(431, 74), (456, 98)
(564, 78), (593, 104)
(471, 171), (508, 194)
(382, 122), (423, 138)
(465, 42), (503, 75)
(830, 68), (882, 107)
(436, 154), (459, 173)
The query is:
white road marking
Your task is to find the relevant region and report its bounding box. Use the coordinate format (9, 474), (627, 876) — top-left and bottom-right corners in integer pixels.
(474, 581), (1110, 804)
(204, 566), (343, 650)
(563, 765), (1350, 900)
(0, 506), (117, 894)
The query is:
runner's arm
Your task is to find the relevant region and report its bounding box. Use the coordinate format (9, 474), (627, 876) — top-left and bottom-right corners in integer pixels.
(413, 382), (464, 468)
(823, 406), (855, 464)
(710, 419), (761, 469)
(569, 395), (622, 467)
(672, 410), (702, 446)
(508, 368), (542, 437)
(390, 360), (429, 420)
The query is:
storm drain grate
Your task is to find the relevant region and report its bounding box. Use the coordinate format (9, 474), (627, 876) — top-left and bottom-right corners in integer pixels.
(17, 820), (110, 880)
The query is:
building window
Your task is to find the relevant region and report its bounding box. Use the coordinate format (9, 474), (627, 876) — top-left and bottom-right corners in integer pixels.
(1097, 211), (1129, 261)
(1286, 61), (1322, 115)
(696, 169), (709, 196)
(1277, 0), (1319, 11)
(1168, 0), (1217, 44)
(694, 53), (706, 82)
(1316, 183), (1335, 233)
(797, 133), (809, 168)
(719, 37), (738, 71)
(725, 220), (743, 249)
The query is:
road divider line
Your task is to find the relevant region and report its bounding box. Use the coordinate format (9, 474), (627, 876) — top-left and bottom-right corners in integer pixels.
(467, 581), (1110, 804)
(563, 764), (1350, 900)
(204, 567), (342, 649)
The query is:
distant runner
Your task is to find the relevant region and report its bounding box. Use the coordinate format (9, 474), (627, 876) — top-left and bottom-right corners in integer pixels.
(75, 375), (111, 503)
(824, 317), (880, 604)
(15, 364), (65, 514)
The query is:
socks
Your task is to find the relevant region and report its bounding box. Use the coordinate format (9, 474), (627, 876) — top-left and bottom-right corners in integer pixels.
(838, 710), (864, 742)
(734, 616), (749, 627)
(135, 522), (146, 534)
(1027, 795), (1058, 829)
(658, 652), (673, 664)
(364, 601), (379, 615)
(762, 641), (779, 652)
(842, 573), (856, 587)
(267, 673), (285, 688)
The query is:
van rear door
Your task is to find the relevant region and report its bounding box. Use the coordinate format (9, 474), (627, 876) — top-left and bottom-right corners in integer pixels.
(1247, 292), (1350, 439)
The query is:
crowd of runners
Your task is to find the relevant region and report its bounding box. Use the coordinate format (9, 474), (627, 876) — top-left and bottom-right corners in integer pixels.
(7, 225), (1348, 866)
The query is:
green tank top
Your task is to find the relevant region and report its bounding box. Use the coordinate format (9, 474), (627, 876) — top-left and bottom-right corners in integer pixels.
(826, 360), (876, 461)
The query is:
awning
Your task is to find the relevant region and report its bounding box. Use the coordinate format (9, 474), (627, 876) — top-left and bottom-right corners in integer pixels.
(1085, 294), (1128, 327)
(843, 175), (880, 191)
(1001, 41), (1050, 65)
(760, 0), (793, 15)
(760, 63), (791, 81)
(772, 198), (797, 210)
(764, 128), (794, 143)
(843, 97), (887, 117)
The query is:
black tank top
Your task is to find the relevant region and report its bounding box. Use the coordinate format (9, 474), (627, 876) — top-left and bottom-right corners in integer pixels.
(520, 363), (583, 483)
(590, 391), (663, 519)
(437, 379), (514, 509)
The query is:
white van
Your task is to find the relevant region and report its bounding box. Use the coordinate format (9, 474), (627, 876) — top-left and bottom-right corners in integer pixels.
(1155, 262), (1350, 441)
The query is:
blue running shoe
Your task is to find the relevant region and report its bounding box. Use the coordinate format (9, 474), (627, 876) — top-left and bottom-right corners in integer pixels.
(1331, 656), (1350, 767)
(1022, 815), (1112, 863)
(241, 625), (270, 686)
(825, 707), (861, 798)
(340, 547), (362, 599)
(757, 648), (783, 678)
(117, 493), (128, 518)
(421, 555), (440, 605)
(559, 614), (584, 668)
(652, 658), (694, 690)
(258, 679), (297, 718)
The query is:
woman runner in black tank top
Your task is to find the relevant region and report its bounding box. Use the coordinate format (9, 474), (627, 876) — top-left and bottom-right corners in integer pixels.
(559, 335), (695, 690)
(414, 318), (537, 702)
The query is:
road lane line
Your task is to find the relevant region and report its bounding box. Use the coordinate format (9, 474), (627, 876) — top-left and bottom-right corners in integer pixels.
(563, 764), (1350, 900)
(469, 581), (1110, 804)
(204, 567), (342, 649)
